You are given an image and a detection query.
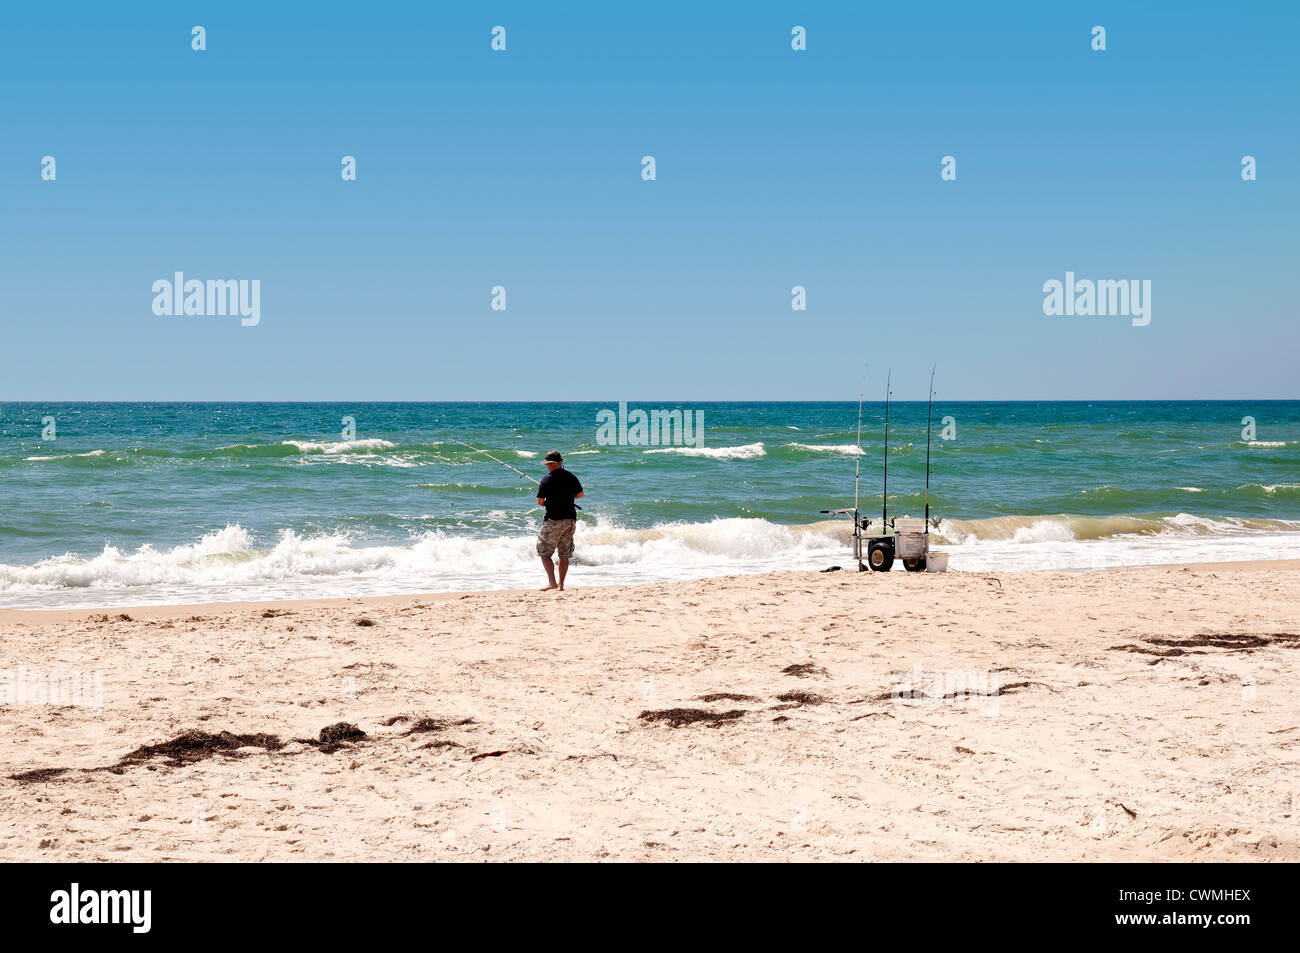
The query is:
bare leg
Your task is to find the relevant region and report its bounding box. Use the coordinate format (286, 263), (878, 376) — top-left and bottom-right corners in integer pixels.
(539, 556), (558, 590)
(557, 556), (570, 591)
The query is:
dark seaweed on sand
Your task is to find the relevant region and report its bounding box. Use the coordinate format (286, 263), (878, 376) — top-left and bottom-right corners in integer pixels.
(299, 722), (367, 752)
(1111, 632), (1299, 656)
(9, 722), (368, 783)
(10, 767), (72, 783)
(638, 708), (747, 728)
(405, 717), (475, 736)
(781, 663), (829, 678)
(119, 730), (284, 766)
(774, 691), (825, 705)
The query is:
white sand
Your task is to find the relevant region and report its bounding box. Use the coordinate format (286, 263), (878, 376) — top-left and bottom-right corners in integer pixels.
(2, 561), (1298, 861)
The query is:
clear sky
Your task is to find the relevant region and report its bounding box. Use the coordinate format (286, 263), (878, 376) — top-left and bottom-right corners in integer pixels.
(1, 2), (1295, 400)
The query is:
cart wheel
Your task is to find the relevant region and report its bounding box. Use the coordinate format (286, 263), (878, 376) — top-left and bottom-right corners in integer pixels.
(902, 557), (927, 572)
(867, 540), (894, 572)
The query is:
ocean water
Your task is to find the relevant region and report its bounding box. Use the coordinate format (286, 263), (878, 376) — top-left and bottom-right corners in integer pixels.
(1, 401), (1298, 608)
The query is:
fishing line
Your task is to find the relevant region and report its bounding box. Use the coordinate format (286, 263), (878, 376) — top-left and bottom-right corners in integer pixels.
(447, 437), (583, 510)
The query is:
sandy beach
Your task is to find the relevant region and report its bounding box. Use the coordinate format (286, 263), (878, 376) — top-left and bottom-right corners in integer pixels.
(2, 561), (1298, 862)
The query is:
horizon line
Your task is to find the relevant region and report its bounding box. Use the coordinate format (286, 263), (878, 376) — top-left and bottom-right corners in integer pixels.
(2, 397), (1298, 405)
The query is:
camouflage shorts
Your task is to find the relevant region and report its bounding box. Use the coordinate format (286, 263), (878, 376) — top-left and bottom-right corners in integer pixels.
(536, 518), (576, 558)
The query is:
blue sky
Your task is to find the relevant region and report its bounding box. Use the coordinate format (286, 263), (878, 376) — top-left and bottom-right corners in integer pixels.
(1, 2), (1296, 400)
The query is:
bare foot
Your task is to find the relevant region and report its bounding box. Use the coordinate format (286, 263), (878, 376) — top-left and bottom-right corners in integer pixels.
(557, 585), (565, 592)
(539, 584), (558, 591)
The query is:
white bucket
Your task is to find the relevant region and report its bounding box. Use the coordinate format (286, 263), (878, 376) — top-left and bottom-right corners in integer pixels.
(926, 551), (950, 573)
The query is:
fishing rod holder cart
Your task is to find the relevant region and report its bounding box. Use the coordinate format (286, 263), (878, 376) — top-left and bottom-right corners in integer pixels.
(865, 517), (932, 573)
(821, 366), (946, 574)
(820, 507), (872, 571)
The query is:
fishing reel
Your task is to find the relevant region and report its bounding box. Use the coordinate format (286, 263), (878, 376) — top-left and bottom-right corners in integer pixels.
(930, 516), (942, 529)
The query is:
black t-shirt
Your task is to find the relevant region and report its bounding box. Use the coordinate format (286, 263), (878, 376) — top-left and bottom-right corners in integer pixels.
(537, 468), (583, 521)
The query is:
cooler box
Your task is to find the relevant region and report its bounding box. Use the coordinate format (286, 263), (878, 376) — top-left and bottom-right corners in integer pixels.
(893, 517), (927, 558)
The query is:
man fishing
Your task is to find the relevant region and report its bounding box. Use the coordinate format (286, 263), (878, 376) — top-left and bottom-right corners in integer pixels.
(536, 451), (584, 591)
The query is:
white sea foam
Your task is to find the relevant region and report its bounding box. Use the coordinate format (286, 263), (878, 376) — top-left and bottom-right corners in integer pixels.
(297, 454), (418, 469)
(938, 524), (1300, 573)
(644, 442), (765, 459)
(1239, 483), (1300, 495)
(5, 513), (1300, 610)
(787, 443), (864, 456)
(0, 518), (835, 608)
(24, 449), (106, 461)
(283, 439), (396, 454)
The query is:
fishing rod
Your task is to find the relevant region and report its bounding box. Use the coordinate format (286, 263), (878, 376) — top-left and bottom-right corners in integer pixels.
(924, 364), (935, 537)
(448, 437), (582, 509)
(448, 437), (538, 484)
(855, 368), (865, 517)
(818, 365), (868, 571)
(882, 369), (892, 529)
(853, 366), (867, 570)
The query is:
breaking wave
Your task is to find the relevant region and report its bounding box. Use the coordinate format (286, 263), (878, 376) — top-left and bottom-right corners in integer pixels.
(929, 511), (1300, 545)
(0, 518), (838, 608)
(4, 510), (1300, 608)
(24, 449), (107, 462)
(644, 442), (766, 459)
(281, 439), (397, 454)
(1237, 483), (1300, 497)
(786, 443), (864, 456)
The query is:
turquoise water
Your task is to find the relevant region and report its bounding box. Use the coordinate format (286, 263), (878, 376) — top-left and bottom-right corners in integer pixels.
(1, 401), (1298, 607)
